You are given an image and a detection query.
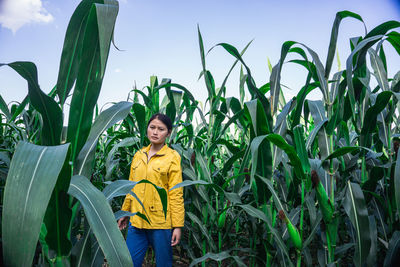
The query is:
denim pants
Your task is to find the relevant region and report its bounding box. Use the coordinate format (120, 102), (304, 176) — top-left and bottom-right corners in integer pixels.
(126, 225), (172, 267)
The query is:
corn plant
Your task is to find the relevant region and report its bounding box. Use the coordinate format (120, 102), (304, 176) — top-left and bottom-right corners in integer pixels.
(0, 1), (168, 266)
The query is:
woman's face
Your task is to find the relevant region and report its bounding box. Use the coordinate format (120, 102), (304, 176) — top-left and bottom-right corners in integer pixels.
(147, 118), (170, 145)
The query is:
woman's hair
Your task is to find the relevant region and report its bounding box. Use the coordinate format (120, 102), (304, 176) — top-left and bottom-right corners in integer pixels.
(147, 113), (173, 133)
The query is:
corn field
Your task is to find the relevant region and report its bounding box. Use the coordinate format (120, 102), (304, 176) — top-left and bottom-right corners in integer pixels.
(1, 1), (400, 266)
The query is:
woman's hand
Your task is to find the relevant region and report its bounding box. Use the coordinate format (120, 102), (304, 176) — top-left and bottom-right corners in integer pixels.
(171, 228), (182, 246)
(118, 216), (129, 230)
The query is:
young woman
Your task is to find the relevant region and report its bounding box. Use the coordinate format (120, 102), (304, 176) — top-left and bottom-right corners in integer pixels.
(118, 113), (184, 267)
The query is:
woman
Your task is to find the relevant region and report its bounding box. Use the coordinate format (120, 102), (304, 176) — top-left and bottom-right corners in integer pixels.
(118, 113), (184, 267)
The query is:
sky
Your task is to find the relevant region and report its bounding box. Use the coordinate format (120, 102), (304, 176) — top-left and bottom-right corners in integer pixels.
(0, 0), (400, 113)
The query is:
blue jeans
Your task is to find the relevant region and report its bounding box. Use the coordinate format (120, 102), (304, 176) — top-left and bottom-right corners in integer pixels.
(126, 225), (172, 267)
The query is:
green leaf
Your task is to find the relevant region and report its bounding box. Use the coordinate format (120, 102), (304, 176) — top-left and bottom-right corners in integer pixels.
(56, 0), (101, 104)
(367, 215), (377, 267)
(270, 41), (296, 115)
(346, 35), (383, 119)
(321, 146), (360, 164)
(4, 62), (63, 145)
(2, 141), (69, 267)
(394, 147), (400, 219)
(96, 0), (119, 75)
(131, 103), (147, 146)
(361, 91), (392, 147)
(364, 20), (400, 39)
(293, 125), (311, 175)
(342, 181), (371, 267)
(10, 95), (29, 121)
(368, 48), (389, 91)
(75, 101), (132, 177)
(265, 133), (305, 181)
(325, 11), (365, 78)
(308, 100), (330, 159)
(68, 175), (132, 267)
(105, 137), (138, 179)
(272, 101), (291, 168)
(0, 94), (11, 120)
(67, 2), (118, 162)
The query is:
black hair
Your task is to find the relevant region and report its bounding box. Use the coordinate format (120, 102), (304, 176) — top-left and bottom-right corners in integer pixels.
(147, 113), (173, 133)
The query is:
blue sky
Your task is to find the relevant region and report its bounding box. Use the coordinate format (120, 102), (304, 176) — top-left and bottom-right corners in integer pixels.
(1, 0), (399, 110)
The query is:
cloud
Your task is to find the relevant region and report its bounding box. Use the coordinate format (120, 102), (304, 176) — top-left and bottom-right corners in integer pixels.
(115, 68), (122, 73)
(0, 0), (54, 34)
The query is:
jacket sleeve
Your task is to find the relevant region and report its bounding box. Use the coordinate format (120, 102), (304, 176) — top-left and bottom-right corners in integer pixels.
(168, 152), (185, 228)
(121, 153), (137, 212)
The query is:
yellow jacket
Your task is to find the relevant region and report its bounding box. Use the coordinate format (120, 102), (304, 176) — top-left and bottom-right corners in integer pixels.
(121, 144), (184, 229)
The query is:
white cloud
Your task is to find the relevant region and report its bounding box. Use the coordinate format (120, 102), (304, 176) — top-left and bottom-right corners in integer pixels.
(115, 68), (122, 73)
(0, 0), (54, 34)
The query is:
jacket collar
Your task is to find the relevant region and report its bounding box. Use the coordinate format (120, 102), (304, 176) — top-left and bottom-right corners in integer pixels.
(141, 144), (169, 156)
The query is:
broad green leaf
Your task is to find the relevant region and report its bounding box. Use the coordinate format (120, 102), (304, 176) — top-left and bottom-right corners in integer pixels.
(306, 118), (328, 151)
(293, 125), (311, 175)
(342, 181), (371, 267)
(10, 95), (29, 121)
(329, 71), (344, 105)
(273, 100), (295, 168)
(265, 133), (305, 181)
(364, 20), (400, 39)
(321, 146), (360, 164)
(132, 103), (147, 146)
(361, 91), (392, 147)
(0, 94), (11, 120)
(368, 48), (389, 91)
(67, 2), (118, 162)
(75, 101), (132, 177)
(367, 215), (377, 267)
(346, 35), (383, 119)
(387, 31), (400, 56)
(56, 0), (101, 104)
(68, 175), (132, 267)
(105, 137), (138, 179)
(169, 179), (225, 196)
(96, 0), (119, 75)
(270, 41), (296, 115)
(3, 62), (63, 146)
(308, 100), (330, 159)
(325, 11), (365, 78)
(394, 147), (400, 219)
(2, 141), (69, 267)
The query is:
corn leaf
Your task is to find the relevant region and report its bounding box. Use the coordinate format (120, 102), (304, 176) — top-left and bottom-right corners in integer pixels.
(67, 2), (118, 161)
(68, 175), (132, 267)
(75, 101), (132, 177)
(2, 141), (69, 267)
(342, 181), (371, 267)
(3, 62), (63, 146)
